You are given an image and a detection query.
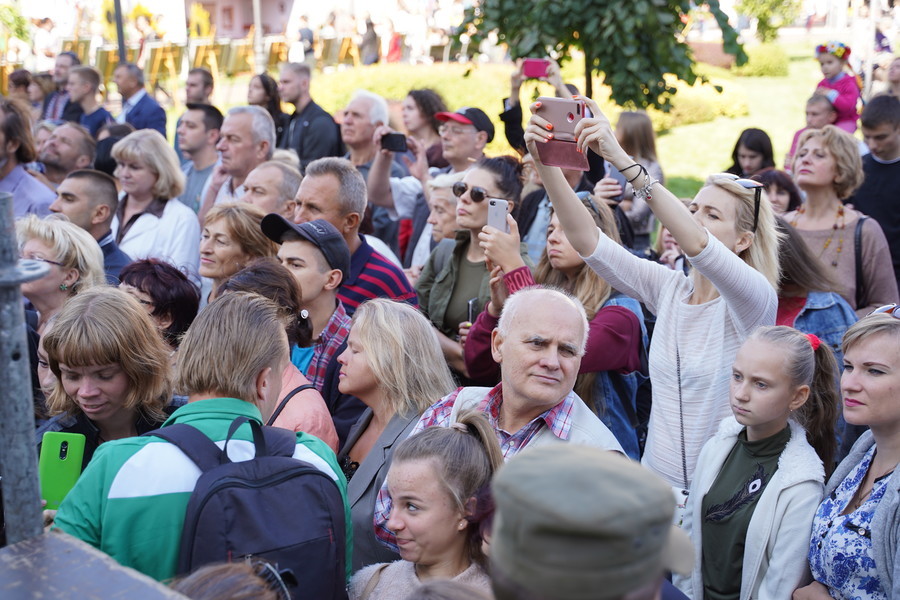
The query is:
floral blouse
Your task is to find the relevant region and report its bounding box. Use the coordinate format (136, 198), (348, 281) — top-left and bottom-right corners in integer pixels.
(809, 446), (890, 599)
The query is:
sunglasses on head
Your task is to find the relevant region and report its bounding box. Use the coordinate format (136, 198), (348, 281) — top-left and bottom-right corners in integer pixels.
(718, 173), (764, 232)
(452, 181), (502, 203)
(869, 304), (900, 318)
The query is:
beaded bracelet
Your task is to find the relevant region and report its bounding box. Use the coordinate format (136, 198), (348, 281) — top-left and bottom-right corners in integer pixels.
(632, 164), (658, 202)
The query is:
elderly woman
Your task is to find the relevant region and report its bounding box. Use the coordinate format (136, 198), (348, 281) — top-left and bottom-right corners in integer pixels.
(785, 125), (898, 317)
(335, 299), (456, 571)
(18, 214), (105, 332)
(199, 202), (278, 306)
(119, 258), (200, 351)
(111, 129), (200, 279)
(35, 287), (177, 468)
(795, 311), (900, 599)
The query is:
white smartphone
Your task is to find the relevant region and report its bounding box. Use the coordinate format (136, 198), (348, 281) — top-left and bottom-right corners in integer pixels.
(487, 199), (510, 233)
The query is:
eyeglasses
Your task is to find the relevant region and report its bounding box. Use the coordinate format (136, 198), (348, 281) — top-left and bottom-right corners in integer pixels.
(21, 254), (64, 267)
(869, 304), (900, 318)
(439, 124), (476, 136)
(452, 181), (503, 203)
(717, 173), (764, 232)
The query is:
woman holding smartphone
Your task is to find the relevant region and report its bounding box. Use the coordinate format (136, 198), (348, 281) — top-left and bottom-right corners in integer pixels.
(415, 155), (531, 381)
(524, 97), (780, 517)
(36, 286), (177, 469)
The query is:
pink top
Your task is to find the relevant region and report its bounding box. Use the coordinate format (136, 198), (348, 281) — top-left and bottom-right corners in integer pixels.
(816, 73), (860, 133)
(272, 364), (339, 452)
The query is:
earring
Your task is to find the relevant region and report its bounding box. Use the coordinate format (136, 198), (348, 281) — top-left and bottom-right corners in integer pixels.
(59, 283), (68, 291)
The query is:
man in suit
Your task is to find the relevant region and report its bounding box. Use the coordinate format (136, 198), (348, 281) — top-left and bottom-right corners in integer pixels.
(113, 63), (167, 139)
(49, 169), (132, 283)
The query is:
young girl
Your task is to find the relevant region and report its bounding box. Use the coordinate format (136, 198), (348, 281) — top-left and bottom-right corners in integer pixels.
(815, 41), (861, 133)
(676, 326), (837, 600)
(348, 410), (501, 599)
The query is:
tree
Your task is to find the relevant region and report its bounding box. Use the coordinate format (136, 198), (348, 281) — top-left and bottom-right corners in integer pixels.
(736, 0), (802, 43)
(458, 0), (747, 110)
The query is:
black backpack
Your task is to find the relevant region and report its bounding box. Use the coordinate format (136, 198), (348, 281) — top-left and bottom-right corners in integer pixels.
(146, 416), (348, 600)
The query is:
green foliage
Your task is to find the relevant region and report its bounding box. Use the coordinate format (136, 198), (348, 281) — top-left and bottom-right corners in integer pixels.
(733, 44), (789, 77)
(0, 5), (29, 41)
(645, 77), (749, 131)
(457, 0), (747, 110)
(736, 0), (801, 43)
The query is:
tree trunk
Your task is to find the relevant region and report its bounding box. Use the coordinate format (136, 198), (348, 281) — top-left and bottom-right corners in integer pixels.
(584, 52), (593, 98)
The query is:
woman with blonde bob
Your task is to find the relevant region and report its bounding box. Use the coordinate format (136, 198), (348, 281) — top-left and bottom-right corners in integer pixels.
(797, 311), (900, 599)
(525, 97), (781, 519)
(18, 214), (105, 332)
(199, 202), (278, 306)
(785, 125), (897, 316)
(111, 129), (200, 278)
(37, 286), (175, 468)
(336, 298), (456, 572)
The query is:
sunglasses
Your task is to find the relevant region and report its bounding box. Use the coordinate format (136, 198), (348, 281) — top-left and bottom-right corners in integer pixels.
(452, 181), (503, 203)
(869, 304), (900, 317)
(718, 173), (764, 232)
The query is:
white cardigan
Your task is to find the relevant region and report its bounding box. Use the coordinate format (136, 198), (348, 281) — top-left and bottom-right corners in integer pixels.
(112, 198), (200, 283)
(675, 417), (824, 600)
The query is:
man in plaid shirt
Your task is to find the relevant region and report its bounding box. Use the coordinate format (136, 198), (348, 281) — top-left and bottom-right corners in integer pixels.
(373, 287), (624, 549)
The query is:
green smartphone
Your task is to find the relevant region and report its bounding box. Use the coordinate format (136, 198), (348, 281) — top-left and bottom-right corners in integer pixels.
(39, 432), (86, 510)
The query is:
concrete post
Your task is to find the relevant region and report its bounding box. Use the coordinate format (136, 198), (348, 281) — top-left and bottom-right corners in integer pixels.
(0, 192), (50, 544)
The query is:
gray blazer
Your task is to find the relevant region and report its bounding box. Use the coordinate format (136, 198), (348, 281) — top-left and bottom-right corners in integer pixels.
(339, 408), (419, 572)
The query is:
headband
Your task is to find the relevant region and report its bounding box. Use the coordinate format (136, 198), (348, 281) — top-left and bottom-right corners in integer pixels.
(816, 41), (851, 60)
(806, 333), (821, 351)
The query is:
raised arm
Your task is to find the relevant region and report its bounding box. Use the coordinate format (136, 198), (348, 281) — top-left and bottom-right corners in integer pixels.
(573, 98), (710, 257)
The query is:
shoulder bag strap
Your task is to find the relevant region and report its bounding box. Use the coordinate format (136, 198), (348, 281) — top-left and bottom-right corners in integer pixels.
(855, 215), (868, 309)
(143, 424), (224, 472)
(360, 563), (389, 600)
(266, 383), (316, 426)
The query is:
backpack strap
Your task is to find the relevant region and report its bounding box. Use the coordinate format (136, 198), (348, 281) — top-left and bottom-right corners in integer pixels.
(145, 424), (225, 472)
(266, 383), (316, 426)
(855, 215), (868, 309)
(360, 563), (389, 600)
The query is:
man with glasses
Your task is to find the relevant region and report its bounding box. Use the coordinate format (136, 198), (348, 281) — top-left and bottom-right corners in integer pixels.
(366, 107), (494, 272)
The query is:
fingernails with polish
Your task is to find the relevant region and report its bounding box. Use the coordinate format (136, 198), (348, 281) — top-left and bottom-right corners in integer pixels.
(547, 133), (554, 139)
(535, 102), (542, 108)
(546, 123), (554, 131)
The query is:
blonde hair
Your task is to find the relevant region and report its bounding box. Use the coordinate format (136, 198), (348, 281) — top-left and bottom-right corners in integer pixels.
(176, 292), (288, 402)
(350, 298), (455, 417)
(793, 125), (864, 199)
(16, 214), (105, 295)
(842, 313), (900, 354)
(43, 287), (172, 421)
(203, 203), (279, 262)
(112, 129), (185, 199)
(702, 174), (781, 289)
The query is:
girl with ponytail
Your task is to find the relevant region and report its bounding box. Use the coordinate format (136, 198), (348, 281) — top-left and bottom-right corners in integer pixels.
(676, 326), (838, 600)
(348, 409), (501, 599)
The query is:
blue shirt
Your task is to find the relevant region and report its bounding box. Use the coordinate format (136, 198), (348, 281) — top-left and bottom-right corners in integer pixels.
(0, 164), (54, 217)
(80, 107), (114, 138)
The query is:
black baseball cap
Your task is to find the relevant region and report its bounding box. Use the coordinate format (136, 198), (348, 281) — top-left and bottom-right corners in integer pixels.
(436, 107), (495, 143)
(261, 215), (351, 286)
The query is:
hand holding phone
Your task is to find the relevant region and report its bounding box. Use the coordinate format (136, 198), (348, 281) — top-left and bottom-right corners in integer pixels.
(534, 97), (589, 171)
(39, 432), (86, 510)
(523, 58), (551, 79)
(487, 198), (511, 233)
(380, 133), (408, 153)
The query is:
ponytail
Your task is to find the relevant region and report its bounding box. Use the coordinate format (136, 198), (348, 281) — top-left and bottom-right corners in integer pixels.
(393, 409), (503, 567)
(796, 340), (840, 477)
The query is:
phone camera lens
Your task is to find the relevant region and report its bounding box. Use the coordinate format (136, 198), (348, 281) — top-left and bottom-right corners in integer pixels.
(59, 441), (68, 460)
(566, 112), (575, 123)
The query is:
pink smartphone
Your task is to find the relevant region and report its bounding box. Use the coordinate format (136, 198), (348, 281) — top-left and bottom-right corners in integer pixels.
(523, 58), (550, 79)
(535, 97), (589, 171)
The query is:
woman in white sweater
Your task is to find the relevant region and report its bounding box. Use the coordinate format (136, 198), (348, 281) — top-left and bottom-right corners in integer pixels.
(677, 326), (837, 599)
(348, 410), (501, 600)
(524, 97), (780, 518)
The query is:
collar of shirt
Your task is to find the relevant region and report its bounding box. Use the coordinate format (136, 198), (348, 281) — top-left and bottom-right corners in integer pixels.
(345, 234), (372, 285)
(476, 383), (576, 441)
(97, 231), (114, 248)
(124, 89), (147, 112)
(316, 300), (350, 346)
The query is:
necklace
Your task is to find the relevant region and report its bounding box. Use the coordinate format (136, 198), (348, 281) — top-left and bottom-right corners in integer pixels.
(852, 462), (896, 510)
(791, 203), (845, 267)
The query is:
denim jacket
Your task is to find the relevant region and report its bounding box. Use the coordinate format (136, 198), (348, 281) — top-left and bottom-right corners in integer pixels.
(791, 291), (857, 368)
(593, 294), (649, 460)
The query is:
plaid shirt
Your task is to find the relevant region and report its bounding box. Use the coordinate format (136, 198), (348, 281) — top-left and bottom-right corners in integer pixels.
(373, 383), (577, 547)
(304, 300), (351, 392)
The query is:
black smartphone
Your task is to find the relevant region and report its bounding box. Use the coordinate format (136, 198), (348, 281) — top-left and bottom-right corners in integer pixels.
(467, 297), (479, 323)
(381, 133), (408, 153)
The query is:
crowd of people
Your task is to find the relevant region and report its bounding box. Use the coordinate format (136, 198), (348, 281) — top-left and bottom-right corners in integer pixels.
(3, 33), (900, 600)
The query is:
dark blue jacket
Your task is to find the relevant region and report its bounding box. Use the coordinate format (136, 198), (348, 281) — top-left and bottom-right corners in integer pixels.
(101, 237), (132, 284)
(125, 92), (167, 139)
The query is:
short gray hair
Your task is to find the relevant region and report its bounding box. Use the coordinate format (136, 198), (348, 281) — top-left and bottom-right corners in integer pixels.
(258, 160), (302, 208)
(304, 157), (367, 216)
(115, 63), (145, 86)
(427, 171), (465, 205)
(227, 105), (276, 160)
(497, 287), (589, 355)
(281, 62), (311, 79)
(351, 89), (389, 126)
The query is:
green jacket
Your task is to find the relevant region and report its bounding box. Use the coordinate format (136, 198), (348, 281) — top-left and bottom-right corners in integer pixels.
(54, 397), (352, 581)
